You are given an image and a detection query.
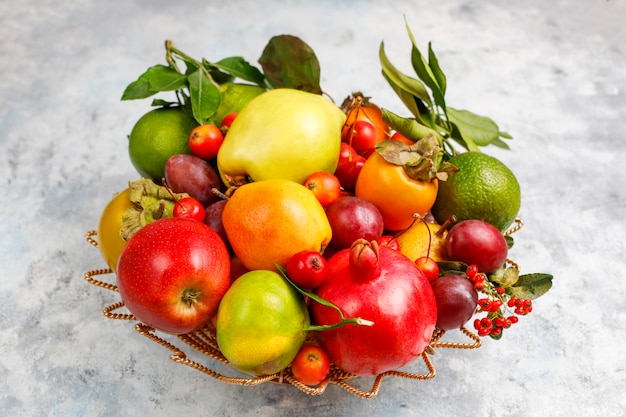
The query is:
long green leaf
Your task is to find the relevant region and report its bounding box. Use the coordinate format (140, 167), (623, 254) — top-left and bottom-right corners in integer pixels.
(447, 107), (501, 147)
(275, 265), (374, 330)
(381, 72), (428, 125)
(147, 65), (189, 91)
(187, 68), (221, 124)
(427, 42), (446, 96)
(405, 23), (447, 114)
(212, 56), (266, 86)
(490, 137), (511, 150)
(121, 78), (152, 100)
(121, 64), (188, 100)
(381, 108), (442, 142)
(379, 41), (432, 108)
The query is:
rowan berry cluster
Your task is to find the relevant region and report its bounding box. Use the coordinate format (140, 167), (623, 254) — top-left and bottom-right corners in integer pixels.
(466, 264), (532, 339)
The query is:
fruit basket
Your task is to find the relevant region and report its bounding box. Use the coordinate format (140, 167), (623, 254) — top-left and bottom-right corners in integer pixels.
(84, 234), (484, 398)
(84, 29), (553, 398)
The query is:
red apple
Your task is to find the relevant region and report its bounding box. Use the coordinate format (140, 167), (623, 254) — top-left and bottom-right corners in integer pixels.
(116, 217), (231, 334)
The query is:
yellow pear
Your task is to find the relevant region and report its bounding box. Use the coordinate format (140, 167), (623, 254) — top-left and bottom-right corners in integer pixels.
(395, 220), (448, 262)
(222, 179), (332, 271)
(217, 88), (345, 185)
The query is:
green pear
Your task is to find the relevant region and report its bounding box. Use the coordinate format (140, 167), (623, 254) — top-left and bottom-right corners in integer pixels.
(217, 88), (346, 185)
(216, 269), (309, 376)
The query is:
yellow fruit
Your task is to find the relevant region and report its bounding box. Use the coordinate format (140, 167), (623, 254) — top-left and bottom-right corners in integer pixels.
(128, 107), (198, 181)
(395, 220), (448, 263)
(217, 88), (345, 184)
(431, 152), (521, 232)
(97, 188), (134, 272)
(216, 269), (309, 376)
(222, 179), (332, 271)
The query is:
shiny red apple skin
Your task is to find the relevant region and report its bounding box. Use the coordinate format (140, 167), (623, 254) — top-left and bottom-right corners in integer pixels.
(116, 217), (231, 335)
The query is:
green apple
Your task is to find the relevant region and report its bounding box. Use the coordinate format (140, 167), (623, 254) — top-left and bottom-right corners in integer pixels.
(216, 88), (346, 185)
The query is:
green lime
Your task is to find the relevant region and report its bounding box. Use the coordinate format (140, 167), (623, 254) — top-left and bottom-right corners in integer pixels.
(216, 269), (309, 376)
(128, 107), (198, 181)
(431, 151), (521, 232)
(214, 82), (265, 126)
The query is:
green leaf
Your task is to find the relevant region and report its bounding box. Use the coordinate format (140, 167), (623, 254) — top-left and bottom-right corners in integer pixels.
(427, 42), (447, 96)
(508, 273), (553, 300)
(150, 98), (178, 108)
(490, 137), (512, 150)
(183, 58), (201, 75)
(379, 41), (433, 110)
(258, 34), (322, 94)
(449, 122), (480, 152)
(405, 24), (447, 115)
(121, 65), (188, 100)
(490, 266), (519, 287)
(212, 56), (266, 86)
(381, 108), (441, 142)
(381, 72), (431, 126)
(436, 261), (469, 275)
(187, 68), (221, 124)
(447, 107), (502, 147)
(146, 65), (188, 91)
(121, 78), (152, 100)
(275, 265), (374, 330)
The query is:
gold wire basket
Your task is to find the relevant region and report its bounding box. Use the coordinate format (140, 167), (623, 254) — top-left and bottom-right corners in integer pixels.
(84, 230), (486, 399)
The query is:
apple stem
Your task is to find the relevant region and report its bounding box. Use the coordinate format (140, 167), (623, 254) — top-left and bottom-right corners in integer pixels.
(181, 288), (201, 307)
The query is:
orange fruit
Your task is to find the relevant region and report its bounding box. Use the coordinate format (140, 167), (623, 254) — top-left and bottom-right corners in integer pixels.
(431, 152), (521, 232)
(342, 95), (390, 146)
(128, 107), (198, 181)
(222, 179), (332, 271)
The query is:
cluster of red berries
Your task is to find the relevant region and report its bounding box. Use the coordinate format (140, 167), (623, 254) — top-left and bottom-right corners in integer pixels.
(473, 313), (520, 337)
(465, 264), (488, 290)
(508, 297), (533, 315)
(466, 264), (533, 339)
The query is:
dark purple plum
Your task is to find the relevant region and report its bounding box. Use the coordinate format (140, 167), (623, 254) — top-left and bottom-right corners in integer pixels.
(165, 154), (222, 207)
(325, 196), (384, 250)
(446, 219), (508, 273)
(203, 200), (230, 251)
(430, 274), (478, 330)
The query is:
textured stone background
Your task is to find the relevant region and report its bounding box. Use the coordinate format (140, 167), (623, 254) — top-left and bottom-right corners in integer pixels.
(1, 1), (624, 416)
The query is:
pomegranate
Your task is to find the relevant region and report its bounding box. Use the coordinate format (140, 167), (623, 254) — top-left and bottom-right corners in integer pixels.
(310, 239), (437, 376)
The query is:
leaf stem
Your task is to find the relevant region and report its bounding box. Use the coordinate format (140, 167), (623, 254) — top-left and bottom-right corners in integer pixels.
(164, 40), (182, 73)
(304, 317), (374, 332)
(276, 264), (374, 330)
